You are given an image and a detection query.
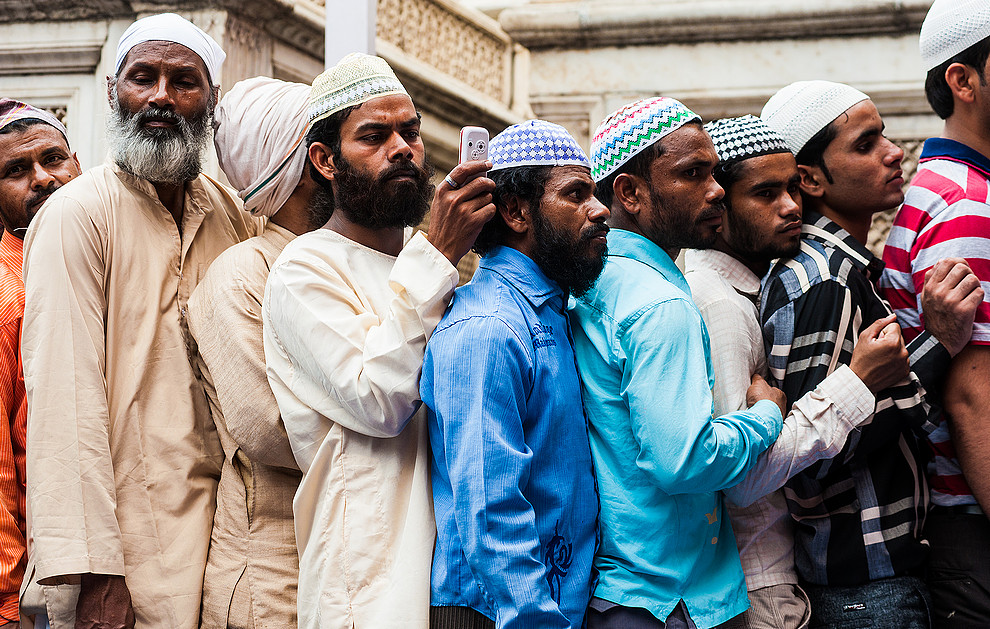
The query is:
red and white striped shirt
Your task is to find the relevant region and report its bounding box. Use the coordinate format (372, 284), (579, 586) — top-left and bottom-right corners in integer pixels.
(882, 137), (990, 506)
(0, 230), (26, 622)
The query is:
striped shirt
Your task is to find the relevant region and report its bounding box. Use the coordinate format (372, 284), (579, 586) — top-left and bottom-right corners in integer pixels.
(881, 138), (990, 506)
(760, 212), (950, 587)
(0, 231), (25, 622)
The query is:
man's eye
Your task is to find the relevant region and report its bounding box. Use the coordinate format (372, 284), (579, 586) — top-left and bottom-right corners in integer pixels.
(45, 155), (67, 165)
(3, 166), (23, 178)
(684, 168), (699, 178)
(404, 130), (420, 140)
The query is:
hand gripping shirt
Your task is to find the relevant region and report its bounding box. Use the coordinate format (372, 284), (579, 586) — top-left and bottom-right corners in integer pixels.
(761, 211), (950, 586)
(423, 246), (599, 629)
(569, 229), (783, 627)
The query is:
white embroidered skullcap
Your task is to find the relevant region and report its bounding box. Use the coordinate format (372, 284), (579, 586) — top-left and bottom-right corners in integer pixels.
(761, 81), (869, 155)
(591, 96), (701, 182)
(921, 0), (990, 71)
(0, 98), (68, 142)
(309, 53), (408, 125)
(115, 13), (226, 85)
(214, 77), (311, 218)
(704, 115), (790, 166)
(489, 120), (590, 172)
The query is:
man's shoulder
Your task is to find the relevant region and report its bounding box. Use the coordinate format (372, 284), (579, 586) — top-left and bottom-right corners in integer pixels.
(580, 254), (693, 321)
(0, 265), (24, 328)
(764, 238), (848, 300)
(194, 236), (277, 302)
(684, 266), (738, 311)
(437, 272), (527, 338)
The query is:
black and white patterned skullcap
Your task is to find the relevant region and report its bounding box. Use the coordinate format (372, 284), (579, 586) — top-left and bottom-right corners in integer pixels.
(704, 115), (791, 166)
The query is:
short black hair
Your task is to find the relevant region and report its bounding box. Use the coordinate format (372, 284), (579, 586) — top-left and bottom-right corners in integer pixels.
(0, 118), (50, 136)
(473, 164), (553, 256)
(925, 36), (990, 119)
(795, 120), (840, 185)
(594, 139), (666, 210)
(712, 158), (750, 197)
(305, 104), (359, 185)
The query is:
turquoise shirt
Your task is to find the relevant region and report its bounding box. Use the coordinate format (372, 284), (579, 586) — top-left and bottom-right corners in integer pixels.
(568, 229), (782, 627)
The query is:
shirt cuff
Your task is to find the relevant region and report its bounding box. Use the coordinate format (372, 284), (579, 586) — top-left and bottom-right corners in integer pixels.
(815, 364), (875, 433)
(389, 231), (459, 307)
(750, 399), (784, 439)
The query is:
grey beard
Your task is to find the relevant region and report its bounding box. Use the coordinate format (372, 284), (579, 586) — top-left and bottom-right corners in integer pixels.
(106, 94), (212, 185)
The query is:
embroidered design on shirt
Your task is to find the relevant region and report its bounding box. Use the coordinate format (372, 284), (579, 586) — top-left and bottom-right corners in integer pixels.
(705, 510), (718, 525)
(544, 521), (573, 602)
(531, 322), (557, 349)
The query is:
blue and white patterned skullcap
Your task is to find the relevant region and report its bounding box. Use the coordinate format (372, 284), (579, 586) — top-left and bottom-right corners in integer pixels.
(704, 115), (790, 166)
(489, 119), (590, 172)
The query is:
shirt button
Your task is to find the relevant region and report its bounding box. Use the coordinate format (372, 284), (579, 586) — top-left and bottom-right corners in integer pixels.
(181, 306), (187, 317)
(711, 537), (718, 545)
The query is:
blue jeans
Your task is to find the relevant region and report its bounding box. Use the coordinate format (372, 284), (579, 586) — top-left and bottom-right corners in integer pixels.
(803, 575), (931, 629)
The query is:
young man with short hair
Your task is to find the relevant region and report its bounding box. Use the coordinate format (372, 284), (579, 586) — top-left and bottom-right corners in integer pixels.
(685, 114), (910, 629)
(881, 1), (990, 623)
(759, 80), (982, 627)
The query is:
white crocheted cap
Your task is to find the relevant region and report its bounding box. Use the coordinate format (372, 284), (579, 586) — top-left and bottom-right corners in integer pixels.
(921, 0), (990, 71)
(761, 81), (869, 155)
(309, 53), (408, 125)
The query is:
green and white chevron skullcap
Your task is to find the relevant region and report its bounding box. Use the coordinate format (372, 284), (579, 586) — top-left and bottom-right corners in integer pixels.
(591, 97), (701, 182)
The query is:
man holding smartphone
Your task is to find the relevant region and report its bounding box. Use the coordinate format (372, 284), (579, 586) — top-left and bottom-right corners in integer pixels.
(422, 120), (606, 629)
(263, 53), (495, 629)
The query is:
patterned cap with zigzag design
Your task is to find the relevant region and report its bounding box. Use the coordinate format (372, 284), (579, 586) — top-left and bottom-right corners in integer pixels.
(591, 97), (701, 182)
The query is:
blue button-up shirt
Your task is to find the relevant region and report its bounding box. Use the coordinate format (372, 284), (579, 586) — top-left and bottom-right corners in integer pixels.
(422, 246), (599, 629)
(568, 229), (782, 627)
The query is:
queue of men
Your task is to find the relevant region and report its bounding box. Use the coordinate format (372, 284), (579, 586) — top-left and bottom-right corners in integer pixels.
(1, 0), (989, 628)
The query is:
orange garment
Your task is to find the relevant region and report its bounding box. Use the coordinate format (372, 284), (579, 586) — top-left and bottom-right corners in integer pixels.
(0, 231), (26, 623)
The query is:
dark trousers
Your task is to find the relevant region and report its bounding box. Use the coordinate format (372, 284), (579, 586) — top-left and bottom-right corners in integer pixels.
(430, 606), (495, 629)
(586, 600), (700, 629)
(926, 508), (990, 628)
(803, 575), (931, 628)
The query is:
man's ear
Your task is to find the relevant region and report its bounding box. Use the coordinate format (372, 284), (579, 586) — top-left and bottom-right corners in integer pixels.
(612, 173), (644, 216)
(500, 195), (529, 235)
(797, 164), (825, 199)
(308, 143), (337, 182)
(945, 62), (979, 105)
(106, 76), (114, 105)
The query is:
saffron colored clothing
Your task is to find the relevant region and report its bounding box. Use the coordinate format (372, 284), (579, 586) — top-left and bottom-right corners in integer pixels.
(760, 212), (949, 588)
(569, 228), (783, 629)
(21, 163), (261, 628)
(684, 248), (872, 629)
(881, 137), (990, 507)
(263, 228), (458, 629)
(0, 232), (26, 624)
(187, 222), (301, 629)
(423, 246), (598, 629)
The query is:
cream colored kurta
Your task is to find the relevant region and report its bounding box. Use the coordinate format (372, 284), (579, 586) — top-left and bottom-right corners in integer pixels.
(187, 222), (301, 629)
(21, 163), (261, 629)
(263, 228), (458, 629)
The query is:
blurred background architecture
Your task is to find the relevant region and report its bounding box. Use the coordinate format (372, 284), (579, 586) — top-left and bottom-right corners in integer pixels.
(0, 0), (938, 270)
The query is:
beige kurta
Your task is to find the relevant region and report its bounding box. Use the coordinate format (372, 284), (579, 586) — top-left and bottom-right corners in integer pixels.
(21, 162), (261, 629)
(263, 228), (458, 629)
(187, 222), (301, 629)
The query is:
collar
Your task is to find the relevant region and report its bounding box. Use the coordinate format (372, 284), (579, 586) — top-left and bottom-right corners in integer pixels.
(0, 230), (23, 276)
(479, 246), (565, 309)
(684, 248), (760, 296)
(801, 210), (885, 280)
(108, 160), (210, 217)
(607, 228), (689, 294)
(920, 137), (990, 180)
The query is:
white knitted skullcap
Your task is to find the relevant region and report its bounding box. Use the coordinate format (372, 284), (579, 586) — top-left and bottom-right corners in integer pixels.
(761, 81), (869, 155)
(116, 13), (225, 85)
(920, 0), (990, 72)
(309, 53), (408, 125)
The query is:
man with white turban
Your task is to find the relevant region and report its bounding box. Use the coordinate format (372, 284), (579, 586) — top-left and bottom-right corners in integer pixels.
(187, 76), (317, 629)
(881, 2), (990, 624)
(21, 13), (260, 629)
(263, 53), (496, 628)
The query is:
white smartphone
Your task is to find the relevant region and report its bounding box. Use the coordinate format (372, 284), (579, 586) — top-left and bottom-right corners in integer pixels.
(459, 126), (489, 164)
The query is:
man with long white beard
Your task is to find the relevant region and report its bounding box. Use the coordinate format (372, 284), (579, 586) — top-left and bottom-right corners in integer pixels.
(20, 13), (260, 629)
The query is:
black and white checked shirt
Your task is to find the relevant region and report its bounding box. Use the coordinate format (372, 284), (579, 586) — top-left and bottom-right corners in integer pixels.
(759, 212), (950, 586)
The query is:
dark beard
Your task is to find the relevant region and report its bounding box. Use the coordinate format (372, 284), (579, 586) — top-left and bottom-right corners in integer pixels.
(314, 154), (435, 230)
(724, 207), (801, 262)
(106, 92), (212, 185)
(530, 205), (608, 297)
(647, 189), (724, 252)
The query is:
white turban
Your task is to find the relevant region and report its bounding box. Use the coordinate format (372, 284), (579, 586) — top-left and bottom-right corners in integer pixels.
(115, 13), (226, 85)
(761, 80), (869, 155)
(214, 77), (311, 218)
